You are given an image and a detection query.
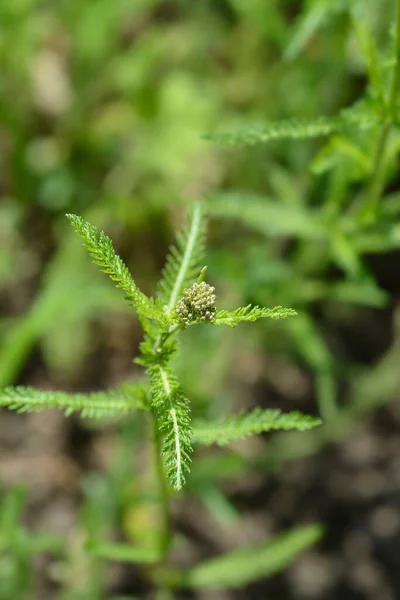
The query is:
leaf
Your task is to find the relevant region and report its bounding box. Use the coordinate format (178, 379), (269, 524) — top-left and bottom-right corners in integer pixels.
(285, 313), (336, 421)
(87, 541), (159, 564)
(0, 487), (26, 549)
(67, 214), (157, 319)
(207, 192), (327, 240)
(351, 10), (386, 103)
(193, 408), (321, 446)
(205, 108), (380, 148)
(284, 0), (348, 61)
(0, 227), (134, 388)
(205, 97), (379, 148)
(329, 279), (387, 307)
(183, 524), (323, 588)
(311, 135), (371, 178)
(0, 384), (148, 419)
(206, 116), (344, 147)
(214, 305), (297, 328)
(157, 203), (206, 313)
(149, 367), (192, 491)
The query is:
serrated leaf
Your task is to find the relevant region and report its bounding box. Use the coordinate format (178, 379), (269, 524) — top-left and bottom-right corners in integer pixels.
(205, 101), (379, 148)
(149, 367), (192, 490)
(157, 203), (206, 313)
(206, 116), (344, 147)
(193, 408), (321, 446)
(0, 384), (148, 419)
(67, 214), (158, 320)
(214, 305), (297, 328)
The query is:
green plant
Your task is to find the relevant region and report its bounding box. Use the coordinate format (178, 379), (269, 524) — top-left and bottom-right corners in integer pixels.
(205, 0), (400, 423)
(3, 1), (399, 597)
(0, 205), (321, 594)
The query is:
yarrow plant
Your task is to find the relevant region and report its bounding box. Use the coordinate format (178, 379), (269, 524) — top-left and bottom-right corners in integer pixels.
(0, 204), (322, 585)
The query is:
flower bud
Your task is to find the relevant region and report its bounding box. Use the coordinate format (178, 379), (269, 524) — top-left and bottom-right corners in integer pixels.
(175, 281), (216, 325)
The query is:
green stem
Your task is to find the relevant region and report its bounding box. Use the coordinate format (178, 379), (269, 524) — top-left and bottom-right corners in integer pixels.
(152, 323), (181, 355)
(151, 410), (172, 560)
(361, 122), (391, 222)
(325, 165), (348, 216)
(389, 0), (400, 115)
(315, 371), (337, 423)
(361, 0), (400, 222)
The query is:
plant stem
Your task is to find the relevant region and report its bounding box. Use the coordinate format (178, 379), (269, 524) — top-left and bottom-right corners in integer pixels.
(361, 122), (391, 222)
(389, 0), (400, 115)
(361, 0), (400, 222)
(151, 410), (171, 560)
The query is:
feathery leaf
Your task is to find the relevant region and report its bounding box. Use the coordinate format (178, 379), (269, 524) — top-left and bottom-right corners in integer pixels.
(205, 110), (379, 147)
(0, 384), (148, 419)
(66, 214), (156, 319)
(157, 204), (206, 313)
(149, 367), (192, 490)
(193, 408), (321, 446)
(214, 305), (297, 328)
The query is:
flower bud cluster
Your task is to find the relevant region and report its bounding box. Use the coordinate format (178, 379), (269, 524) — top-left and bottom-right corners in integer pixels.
(175, 281), (216, 325)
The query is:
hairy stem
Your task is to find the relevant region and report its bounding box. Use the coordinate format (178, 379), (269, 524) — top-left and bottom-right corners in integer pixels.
(361, 0), (400, 221)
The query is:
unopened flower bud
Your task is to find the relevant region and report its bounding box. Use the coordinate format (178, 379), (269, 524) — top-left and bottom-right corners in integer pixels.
(175, 281), (217, 325)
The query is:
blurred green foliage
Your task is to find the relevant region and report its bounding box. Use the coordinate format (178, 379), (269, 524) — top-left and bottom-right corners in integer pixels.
(1, 0), (400, 597)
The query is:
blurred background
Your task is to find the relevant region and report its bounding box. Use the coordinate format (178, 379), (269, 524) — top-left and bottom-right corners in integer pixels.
(1, 0), (400, 598)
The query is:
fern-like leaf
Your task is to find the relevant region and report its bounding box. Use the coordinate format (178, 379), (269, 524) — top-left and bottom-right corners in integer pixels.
(193, 408), (321, 446)
(0, 384), (148, 419)
(157, 204), (206, 313)
(67, 214), (156, 319)
(214, 305), (297, 328)
(205, 110), (379, 147)
(149, 366), (192, 490)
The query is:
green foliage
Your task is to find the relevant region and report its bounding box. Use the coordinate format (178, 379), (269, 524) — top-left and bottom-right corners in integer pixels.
(208, 192), (326, 240)
(157, 203), (206, 312)
(193, 408), (321, 446)
(0, 384), (147, 419)
(3, 0), (400, 596)
(182, 524), (323, 588)
(205, 106), (379, 147)
(214, 305), (297, 327)
(284, 0), (349, 60)
(88, 541), (159, 564)
(1, 206), (300, 493)
(149, 366), (192, 491)
(67, 214), (154, 317)
(0, 487), (64, 600)
(203, 0), (400, 423)
(0, 219), (129, 387)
